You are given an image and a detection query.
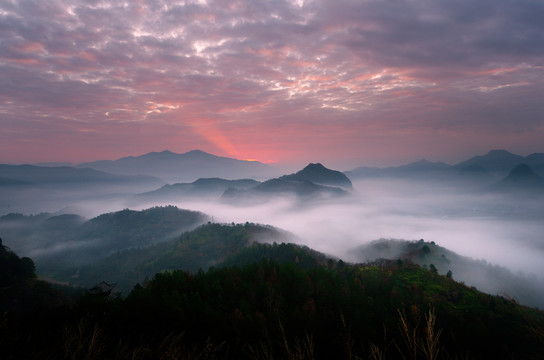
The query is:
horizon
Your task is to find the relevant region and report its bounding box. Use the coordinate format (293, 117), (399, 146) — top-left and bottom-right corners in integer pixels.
(3, 147), (543, 172)
(4, 147), (544, 172)
(1, 1), (543, 167)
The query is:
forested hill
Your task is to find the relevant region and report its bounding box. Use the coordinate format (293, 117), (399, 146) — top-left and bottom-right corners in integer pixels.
(0, 206), (209, 269)
(2, 240), (544, 359)
(50, 222), (295, 293)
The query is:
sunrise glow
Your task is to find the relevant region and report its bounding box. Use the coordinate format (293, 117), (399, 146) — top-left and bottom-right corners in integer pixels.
(0, 0), (542, 167)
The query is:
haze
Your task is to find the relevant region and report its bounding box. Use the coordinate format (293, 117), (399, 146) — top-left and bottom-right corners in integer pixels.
(130, 179), (543, 277)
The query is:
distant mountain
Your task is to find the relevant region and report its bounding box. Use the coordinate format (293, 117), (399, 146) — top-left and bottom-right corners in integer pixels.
(524, 153), (544, 173)
(132, 177), (260, 204)
(343, 166), (383, 178)
(0, 177), (31, 186)
(0, 164), (163, 187)
(394, 158), (451, 172)
(0, 164), (166, 215)
(76, 150), (277, 182)
(221, 163), (351, 203)
(346, 150), (544, 186)
(352, 238), (544, 308)
(281, 163), (353, 188)
(487, 164), (544, 194)
(454, 150), (525, 176)
(345, 159), (452, 180)
(253, 178), (348, 197)
(34, 161), (75, 167)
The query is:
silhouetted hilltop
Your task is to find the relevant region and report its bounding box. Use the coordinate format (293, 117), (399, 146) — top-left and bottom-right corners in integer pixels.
(281, 163), (353, 188)
(487, 164), (544, 194)
(503, 163), (544, 183)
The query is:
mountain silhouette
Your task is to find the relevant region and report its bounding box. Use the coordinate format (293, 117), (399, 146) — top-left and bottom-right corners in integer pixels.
(76, 150), (277, 182)
(0, 164), (163, 187)
(132, 177), (260, 204)
(487, 164), (544, 194)
(281, 163), (353, 188)
(454, 150), (525, 175)
(221, 163), (351, 203)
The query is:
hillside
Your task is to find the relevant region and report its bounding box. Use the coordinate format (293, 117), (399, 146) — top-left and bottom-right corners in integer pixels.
(53, 222), (294, 293)
(2, 241), (543, 359)
(0, 206), (209, 271)
(352, 238), (544, 308)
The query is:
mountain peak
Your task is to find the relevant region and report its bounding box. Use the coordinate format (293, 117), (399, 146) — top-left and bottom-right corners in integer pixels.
(488, 163), (544, 193)
(487, 149), (514, 156)
(302, 163), (327, 171)
(282, 163), (353, 188)
(184, 149), (211, 156)
(505, 164), (542, 181)
(454, 149), (525, 174)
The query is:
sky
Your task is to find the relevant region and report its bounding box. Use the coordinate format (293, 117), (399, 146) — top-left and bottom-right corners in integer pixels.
(1, 0), (543, 168)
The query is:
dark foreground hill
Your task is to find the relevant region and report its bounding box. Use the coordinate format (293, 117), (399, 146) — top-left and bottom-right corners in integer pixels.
(1, 240), (543, 360)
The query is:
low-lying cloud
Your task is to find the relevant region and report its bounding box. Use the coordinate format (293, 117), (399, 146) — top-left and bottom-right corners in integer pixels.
(125, 179), (544, 278)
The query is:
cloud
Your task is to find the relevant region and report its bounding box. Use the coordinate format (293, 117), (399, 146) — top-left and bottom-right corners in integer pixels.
(0, 0), (543, 164)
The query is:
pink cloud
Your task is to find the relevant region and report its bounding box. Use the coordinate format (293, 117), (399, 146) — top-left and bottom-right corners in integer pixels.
(0, 0), (543, 166)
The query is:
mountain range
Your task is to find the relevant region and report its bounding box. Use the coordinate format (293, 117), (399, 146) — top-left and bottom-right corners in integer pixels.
(0, 164), (163, 187)
(76, 149), (278, 182)
(131, 162), (353, 205)
(2, 148), (544, 215)
(345, 149), (544, 180)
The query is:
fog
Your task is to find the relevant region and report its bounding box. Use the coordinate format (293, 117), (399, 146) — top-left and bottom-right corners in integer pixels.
(114, 178), (544, 278)
(2, 176), (544, 306)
